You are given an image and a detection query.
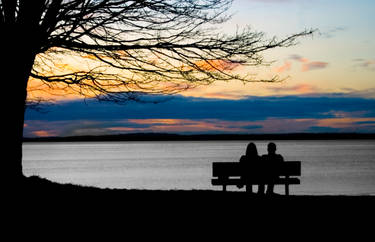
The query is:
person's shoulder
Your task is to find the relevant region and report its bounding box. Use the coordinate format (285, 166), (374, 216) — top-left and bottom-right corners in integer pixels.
(276, 154), (284, 160)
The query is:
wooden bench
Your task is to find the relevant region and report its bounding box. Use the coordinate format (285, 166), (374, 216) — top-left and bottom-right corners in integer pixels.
(211, 161), (301, 195)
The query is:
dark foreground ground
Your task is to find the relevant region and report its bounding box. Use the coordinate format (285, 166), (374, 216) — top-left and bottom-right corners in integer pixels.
(6, 176), (374, 236)
(15, 176), (375, 213)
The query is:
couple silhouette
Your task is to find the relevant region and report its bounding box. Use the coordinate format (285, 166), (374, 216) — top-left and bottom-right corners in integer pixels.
(238, 142), (284, 195)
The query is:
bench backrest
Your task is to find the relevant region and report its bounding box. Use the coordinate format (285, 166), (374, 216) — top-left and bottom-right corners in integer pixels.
(212, 161), (301, 177)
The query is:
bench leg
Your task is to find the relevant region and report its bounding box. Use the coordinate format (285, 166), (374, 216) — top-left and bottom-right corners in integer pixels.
(285, 184), (289, 196)
(246, 184), (252, 193)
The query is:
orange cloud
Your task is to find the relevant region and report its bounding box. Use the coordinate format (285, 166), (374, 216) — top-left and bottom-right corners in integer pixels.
(32, 130), (57, 137)
(289, 54), (328, 72)
(292, 84), (320, 93)
(274, 61), (292, 73)
(27, 77), (86, 101)
(127, 119), (182, 125)
(267, 84), (319, 94)
(203, 92), (246, 100)
(193, 60), (241, 72)
(317, 117), (375, 129)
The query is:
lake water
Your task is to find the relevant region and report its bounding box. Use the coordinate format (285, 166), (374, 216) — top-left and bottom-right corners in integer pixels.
(22, 140), (375, 195)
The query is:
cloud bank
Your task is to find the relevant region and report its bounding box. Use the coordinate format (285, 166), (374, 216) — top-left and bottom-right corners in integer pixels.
(24, 93), (375, 137)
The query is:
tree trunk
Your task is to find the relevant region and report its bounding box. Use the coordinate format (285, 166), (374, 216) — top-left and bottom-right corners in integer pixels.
(1, 2), (45, 190)
(2, 42), (36, 189)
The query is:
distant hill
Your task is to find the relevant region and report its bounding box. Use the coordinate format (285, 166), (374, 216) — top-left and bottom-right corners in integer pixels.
(23, 132), (375, 142)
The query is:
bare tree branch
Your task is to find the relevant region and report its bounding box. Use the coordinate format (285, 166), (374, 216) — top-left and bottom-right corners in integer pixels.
(1, 0), (314, 103)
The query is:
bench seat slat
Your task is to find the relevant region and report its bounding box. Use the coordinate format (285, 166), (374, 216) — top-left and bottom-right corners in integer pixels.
(211, 177), (300, 186)
(213, 161), (301, 177)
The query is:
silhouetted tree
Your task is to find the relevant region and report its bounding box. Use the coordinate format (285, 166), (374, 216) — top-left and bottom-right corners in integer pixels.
(0, 0), (312, 184)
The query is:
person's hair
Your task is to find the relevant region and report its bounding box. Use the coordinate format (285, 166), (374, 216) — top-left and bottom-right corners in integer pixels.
(246, 142), (258, 157)
(268, 142), (277, 152)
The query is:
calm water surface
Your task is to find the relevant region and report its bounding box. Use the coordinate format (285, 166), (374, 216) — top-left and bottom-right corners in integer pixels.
(22, 140), (375, 195)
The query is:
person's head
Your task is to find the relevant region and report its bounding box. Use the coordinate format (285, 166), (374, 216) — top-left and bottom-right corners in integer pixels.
(246, 142), (258, 157)
(267, 142), (277, 154)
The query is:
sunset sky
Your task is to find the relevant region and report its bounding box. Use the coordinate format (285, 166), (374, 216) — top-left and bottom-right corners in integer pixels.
(24, 0), (375, 137)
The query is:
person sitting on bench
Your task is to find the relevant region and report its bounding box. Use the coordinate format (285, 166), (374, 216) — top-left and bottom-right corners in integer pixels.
(261, 142), (284, 195)
(238, 142), (261, 193)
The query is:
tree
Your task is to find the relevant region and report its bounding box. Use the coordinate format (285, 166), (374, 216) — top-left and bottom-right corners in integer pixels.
(0, 0), (312, 184)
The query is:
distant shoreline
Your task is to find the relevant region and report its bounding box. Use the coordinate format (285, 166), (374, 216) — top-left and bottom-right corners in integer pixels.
(23, 132), (375, 142)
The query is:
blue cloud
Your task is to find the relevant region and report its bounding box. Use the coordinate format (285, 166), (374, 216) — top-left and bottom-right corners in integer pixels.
(25, 94), (375, 122)
(241, 125), (263, 130)
(355, 121), (375, 125)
